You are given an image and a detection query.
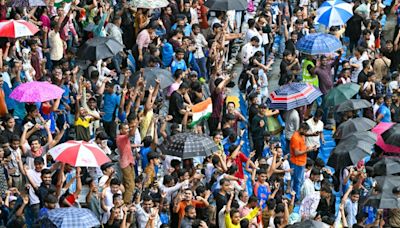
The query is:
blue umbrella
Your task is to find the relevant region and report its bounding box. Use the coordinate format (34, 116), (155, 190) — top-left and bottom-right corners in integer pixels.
(316, 0), (353, 27)
(296, 33), (342, 55)
(47, 208), (100, 228)
(266, 82), (322, 110)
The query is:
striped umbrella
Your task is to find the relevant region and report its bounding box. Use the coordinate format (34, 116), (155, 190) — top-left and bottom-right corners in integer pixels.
(296, 33), (342, 55)
(266, 82), (322, 110)
(0, 20), (39, 38)
(48, 141), (110, 167)
(316, 0), (353, 27)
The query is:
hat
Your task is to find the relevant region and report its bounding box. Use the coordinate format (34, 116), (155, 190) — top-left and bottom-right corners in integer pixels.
(101, 162), (113, 171)
(9, 196), (17, 202)
(259, 103), (267, 109)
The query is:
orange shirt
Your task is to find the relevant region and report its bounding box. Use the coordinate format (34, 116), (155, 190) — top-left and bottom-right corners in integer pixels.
(177, 200), (206, 226)
(290, 131), (307, 166)
(0, 89), (7, 117)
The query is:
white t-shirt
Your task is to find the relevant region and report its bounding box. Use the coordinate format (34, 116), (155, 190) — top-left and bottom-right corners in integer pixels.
(27, 169), (42, 205)
(305, 118), (324, 148)
(389, 81), (399, 94)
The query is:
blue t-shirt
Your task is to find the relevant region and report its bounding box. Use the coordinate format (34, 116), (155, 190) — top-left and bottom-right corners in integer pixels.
(102, 93), (120, 122)
(140, 147), (152, 170)
(170, 58), (187, 74)
(377, 104), (391, 122)
(254, 183), (270, 209)
(58, 84), (70, 111)
(171, 23), (192, 36)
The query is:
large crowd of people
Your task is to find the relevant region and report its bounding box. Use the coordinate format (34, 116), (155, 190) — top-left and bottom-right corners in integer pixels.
(0, 0), (399, 227)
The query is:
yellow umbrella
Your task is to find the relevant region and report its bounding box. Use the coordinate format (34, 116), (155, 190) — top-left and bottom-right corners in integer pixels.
(226, 96), (240, 108)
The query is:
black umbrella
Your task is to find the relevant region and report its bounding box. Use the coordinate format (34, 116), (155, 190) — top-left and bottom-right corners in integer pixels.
(204, 0), (247, 11)
(158, 132), (219, 159)
(334, 117), (376, 139)
(289, 220), (330, 228)
(382, 124), (400, 147)
(130, 68), (174, 90)
(8, 0), (45, 7)
(335, 99), (372, 112)
(366, 176), (400, 209)
(372, 157), (400, 176)
(77, 37), (124, 61)
(327, 132), (376, 170)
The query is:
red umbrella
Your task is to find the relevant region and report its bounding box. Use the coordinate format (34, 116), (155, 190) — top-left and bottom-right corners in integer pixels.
(371, 122), (400, 153)
(48, 141), (110, 167)
(0, 20), (39, 38)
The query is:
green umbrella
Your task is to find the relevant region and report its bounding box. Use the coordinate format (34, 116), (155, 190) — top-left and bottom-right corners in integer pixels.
(324, 83), (360, 107)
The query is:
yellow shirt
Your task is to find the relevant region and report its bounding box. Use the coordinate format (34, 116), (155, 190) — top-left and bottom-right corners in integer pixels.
(225, 207), (259, 228)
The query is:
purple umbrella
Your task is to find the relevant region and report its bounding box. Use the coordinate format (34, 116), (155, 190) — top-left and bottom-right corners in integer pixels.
(10, 82), (64, 103)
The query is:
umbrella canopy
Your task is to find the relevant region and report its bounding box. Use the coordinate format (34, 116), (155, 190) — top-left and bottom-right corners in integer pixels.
(372, 157), (400, 176)
(324, 83), (360, 107)
(159, 132), (219, 159)
(316, 0), (353, 27)
(130, 0), (169, 9)
(77, 37), (124, 61)
(382, 124), (400, 147)
(266, 82), (322, 110)
(0, 20), (39, 38)
(335, 99), (372, 112)
(130, 68), (174, 90)
(328, 132), (376, 170)
(10, 81), (64, 103)
(296, 33), (342, 55)
(366, 176), (400, 209)
(334, 117), (376, 139)
(8, 0), (45, 7)
(204, 0), (247, 11)
(371, 122), (400, 153)
(290, 220), (330, 228)
(48, 141), (110, 167)
(47, 207), (100, 228)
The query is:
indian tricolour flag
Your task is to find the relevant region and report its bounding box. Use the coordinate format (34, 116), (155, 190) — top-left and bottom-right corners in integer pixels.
(189, 98), (212, 128)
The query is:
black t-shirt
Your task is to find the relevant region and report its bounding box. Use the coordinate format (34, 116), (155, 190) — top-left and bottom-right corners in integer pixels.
(169, 91), (185, 124)
(279, 59), (290, 86)
(383, 50), (400, 72)
(357, 70), (368, 84)
(248, 103), (259, 125)
(285, 40), (296, 56)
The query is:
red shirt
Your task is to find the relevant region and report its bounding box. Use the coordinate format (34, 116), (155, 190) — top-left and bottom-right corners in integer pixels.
(229, 152), (249, 179)
(116, 134), (134, 168)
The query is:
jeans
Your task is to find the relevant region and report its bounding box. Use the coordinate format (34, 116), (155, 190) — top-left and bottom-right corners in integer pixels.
(121, 164), (135, 204)
(272, 34), (285, 56)
(290, 162), (305, 202)
(112, 52), (123, 76)
(285, 139), (291, 156)
(196, 57), (208, 80)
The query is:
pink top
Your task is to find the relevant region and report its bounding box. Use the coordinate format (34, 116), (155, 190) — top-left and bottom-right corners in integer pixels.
(116, 134), (134, 169)
(167, 82), (182, 97)
(136, 29), (151, 50)
(40, 15), (51, 29)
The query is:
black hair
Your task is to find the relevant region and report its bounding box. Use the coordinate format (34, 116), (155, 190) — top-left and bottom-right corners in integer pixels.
(110, 178), (121, 186)
(266, 198), (276, 210)
(248, 195), (258, 204)
(185, 205), (195, 213)
(179, 82), (190, 90)
(41, 169), (52, 176)
(34, 157), (44, 165)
